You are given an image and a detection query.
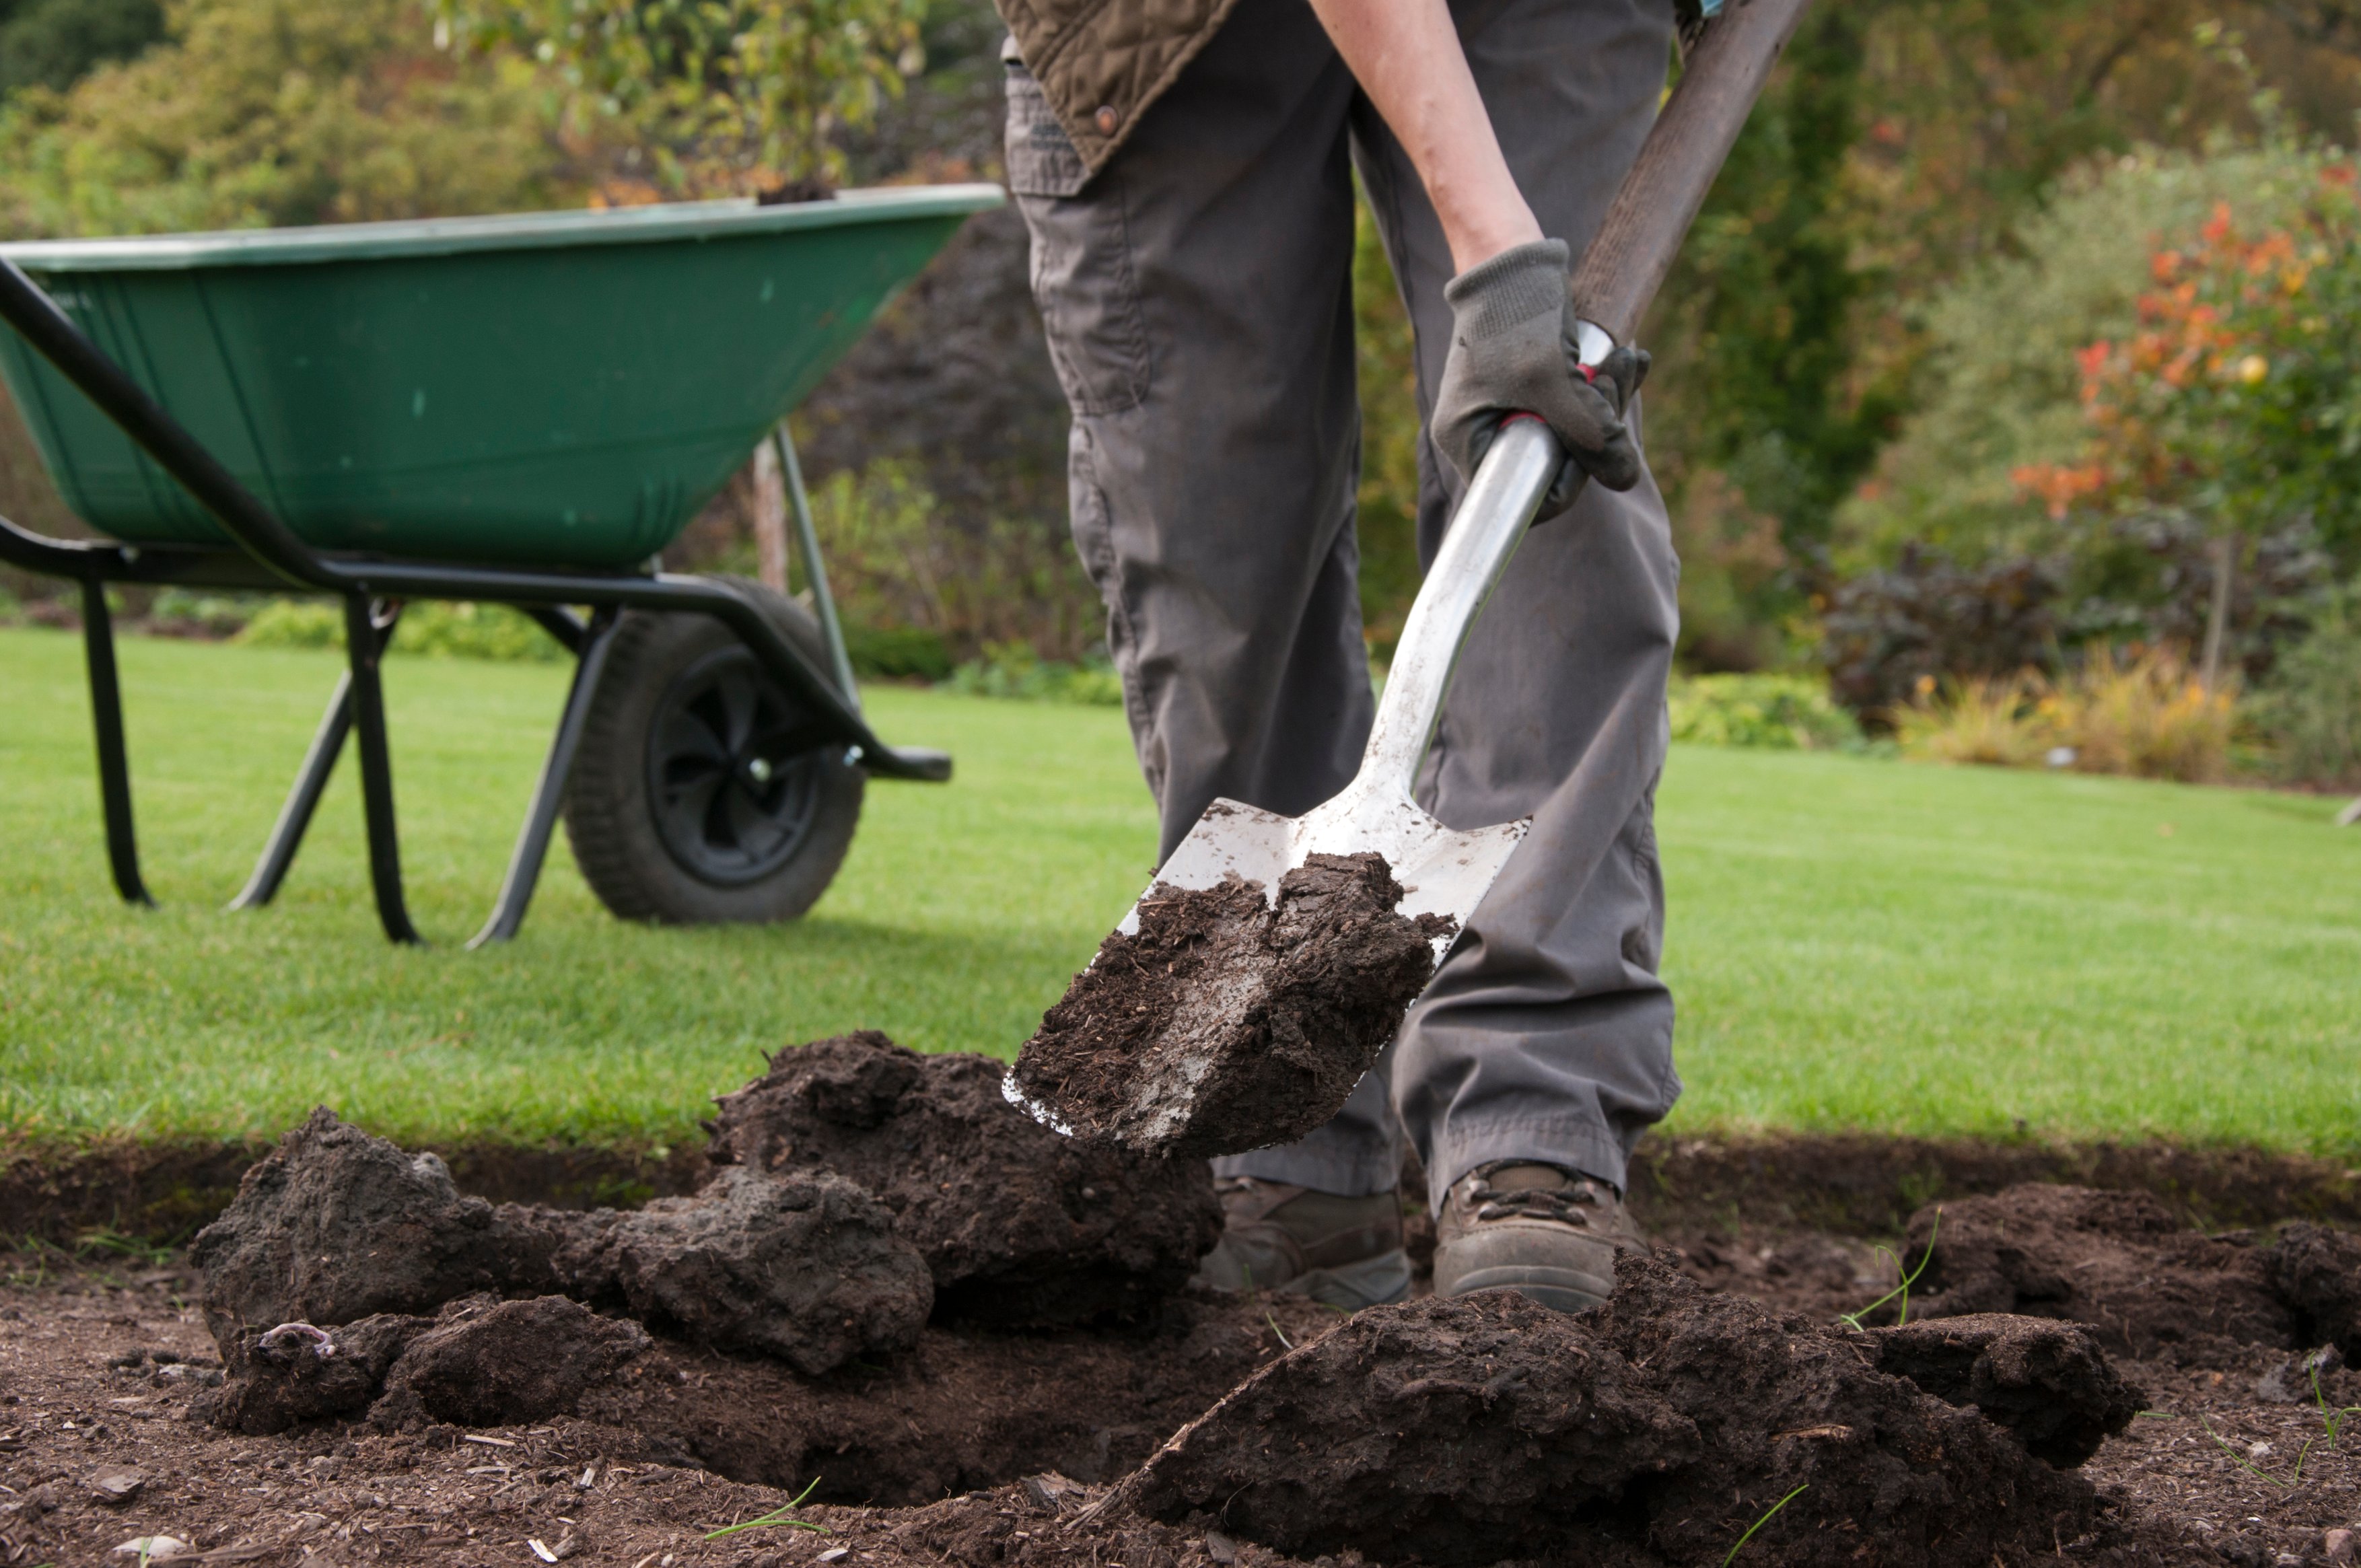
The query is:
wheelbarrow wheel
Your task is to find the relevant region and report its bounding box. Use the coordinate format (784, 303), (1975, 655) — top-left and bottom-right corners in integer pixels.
(562, 579), (864, 925)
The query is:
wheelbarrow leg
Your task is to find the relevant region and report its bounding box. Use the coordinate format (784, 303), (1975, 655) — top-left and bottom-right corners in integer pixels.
(775, 423), (859, 709)
(228, 673), (354, 910)
(79, 575), (153, 907)
(467, 605), (620, 948)
(343, 595), (421, 944)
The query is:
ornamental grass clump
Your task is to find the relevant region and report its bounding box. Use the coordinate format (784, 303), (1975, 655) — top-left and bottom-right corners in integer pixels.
(2042, 645), (2237, 783)
(1893, 674), (2049, 768)
(1895, 645), (2238, 783)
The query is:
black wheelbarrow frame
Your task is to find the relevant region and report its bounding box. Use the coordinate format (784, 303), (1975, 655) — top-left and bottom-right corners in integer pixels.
(0, 255), (948, 948)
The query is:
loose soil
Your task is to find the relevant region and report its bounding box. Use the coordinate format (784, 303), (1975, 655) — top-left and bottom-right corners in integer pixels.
(1011, 853), (1441, 1159)
(5, 1205), (2356, 1567)
(4, 1127), (2358, 1567)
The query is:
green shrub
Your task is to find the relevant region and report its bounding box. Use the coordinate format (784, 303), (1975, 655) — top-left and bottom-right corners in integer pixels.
(942, 640), (1124, 706)
(2253, 587), (2361, 786)
(236, 598), (563, 661)
(144, 587), (265, 636)
(843, 622), (951, 682)
(397, 600), (563, 661)
(798, 459), (1100, 668)
(235, 598), (341, 649)
(1668, 672), (1866, 751)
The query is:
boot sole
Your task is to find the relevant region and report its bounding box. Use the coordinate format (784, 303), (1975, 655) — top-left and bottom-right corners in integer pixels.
(1438, 1262), (1612, 1314)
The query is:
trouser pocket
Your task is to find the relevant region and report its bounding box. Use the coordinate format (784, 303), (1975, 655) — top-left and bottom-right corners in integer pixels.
(1004, 58), (1151, 415)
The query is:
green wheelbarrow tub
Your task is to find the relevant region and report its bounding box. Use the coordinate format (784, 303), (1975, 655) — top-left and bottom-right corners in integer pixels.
(0, 185), (1004, 571)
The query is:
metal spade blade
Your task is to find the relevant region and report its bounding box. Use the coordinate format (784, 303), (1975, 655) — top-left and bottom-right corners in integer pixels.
(1119, 417), (1565, 939)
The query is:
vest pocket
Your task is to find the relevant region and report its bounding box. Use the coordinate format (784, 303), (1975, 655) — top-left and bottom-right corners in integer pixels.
(1003, 62), (1088, 198)
(1005, 60), (1151, 415)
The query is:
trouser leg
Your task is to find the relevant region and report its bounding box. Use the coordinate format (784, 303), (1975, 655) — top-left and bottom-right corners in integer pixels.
(1006, 0), (1400, 1195)
(1355, 0), (1683, 1212)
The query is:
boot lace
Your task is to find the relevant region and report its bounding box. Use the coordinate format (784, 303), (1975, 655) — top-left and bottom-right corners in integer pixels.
(1467, 1168), (1611, 1228)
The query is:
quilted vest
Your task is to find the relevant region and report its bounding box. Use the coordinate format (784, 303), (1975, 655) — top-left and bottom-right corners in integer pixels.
(994, 0), (1245, 172)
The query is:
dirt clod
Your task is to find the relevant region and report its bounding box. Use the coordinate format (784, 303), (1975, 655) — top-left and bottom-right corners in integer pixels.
(192, 1111), (931, 1378)
(1118, 1287), (1697, 1564)
(2262, 1221), (2361, 1360)
(198, 1312), (432, 1433)
(188, 1107), (559, 1345)
(707, 1032), (1221, 1325)
(1863, 1312), (2146, 1464)
(367, 1294), (652, 1429)
(1013, 853), (1438, 1158)
(202, 1295), (651, 1434)
(1905, 1185), (2300, 1361)
(554, 1165), (931, 1375)
(1121, 1254), (2102, 1567)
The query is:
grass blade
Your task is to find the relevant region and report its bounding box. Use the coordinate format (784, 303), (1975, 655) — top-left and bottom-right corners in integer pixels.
(1722, 1483), (1808, 1565)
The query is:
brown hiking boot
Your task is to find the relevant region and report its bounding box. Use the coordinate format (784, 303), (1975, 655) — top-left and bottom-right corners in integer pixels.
(1195, 1176), (1411, 1310)
(1433, 1162), (1646, 1312)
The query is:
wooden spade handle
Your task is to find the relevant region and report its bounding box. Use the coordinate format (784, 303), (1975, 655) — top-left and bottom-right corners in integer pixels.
(1569, 0), (1816, 344)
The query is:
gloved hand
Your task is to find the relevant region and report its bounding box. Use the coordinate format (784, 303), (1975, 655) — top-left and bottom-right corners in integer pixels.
(1430, 238), (1648, 517)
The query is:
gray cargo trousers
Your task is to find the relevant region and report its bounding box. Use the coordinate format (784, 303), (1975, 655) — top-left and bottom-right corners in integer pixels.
(1005, 0), (1682, 1213)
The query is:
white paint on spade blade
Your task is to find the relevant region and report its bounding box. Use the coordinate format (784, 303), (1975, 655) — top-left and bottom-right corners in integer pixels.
(1116, 789), (1530, 948)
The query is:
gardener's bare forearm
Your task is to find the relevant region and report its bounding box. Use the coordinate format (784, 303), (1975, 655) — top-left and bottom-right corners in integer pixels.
(1303, 0), (1542, 271)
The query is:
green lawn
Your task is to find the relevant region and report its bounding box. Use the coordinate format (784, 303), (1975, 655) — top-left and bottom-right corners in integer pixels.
(1, 623), (2354, 1157)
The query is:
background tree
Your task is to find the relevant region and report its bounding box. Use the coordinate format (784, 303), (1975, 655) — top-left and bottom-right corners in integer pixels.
(0, 0), (573, 238)
(437, 0), (927, 194)
(0, 0), (164, 98)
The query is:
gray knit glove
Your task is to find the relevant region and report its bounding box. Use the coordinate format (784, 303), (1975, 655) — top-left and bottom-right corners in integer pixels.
(1430, 239), (1646, 515)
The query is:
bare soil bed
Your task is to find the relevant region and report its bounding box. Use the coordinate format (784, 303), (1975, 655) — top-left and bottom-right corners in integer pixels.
(3, 1039), (2357, 1568)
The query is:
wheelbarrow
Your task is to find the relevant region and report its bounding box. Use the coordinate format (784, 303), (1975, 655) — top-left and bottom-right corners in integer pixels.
(0, 184), (1004, 944)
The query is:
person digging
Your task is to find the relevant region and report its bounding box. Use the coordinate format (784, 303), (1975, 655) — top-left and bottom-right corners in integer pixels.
(1001, 0), (1679, 1311)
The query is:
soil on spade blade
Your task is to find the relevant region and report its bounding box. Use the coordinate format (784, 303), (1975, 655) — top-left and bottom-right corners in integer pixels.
(5, 1168), (2358, 1567)
(1010, 851), (1444, 1160)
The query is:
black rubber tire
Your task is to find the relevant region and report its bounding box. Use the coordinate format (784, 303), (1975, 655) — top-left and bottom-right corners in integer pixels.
(562, 579), (865, 925)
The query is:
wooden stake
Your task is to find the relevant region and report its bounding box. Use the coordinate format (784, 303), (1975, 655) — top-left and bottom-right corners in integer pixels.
(2199, 533), (2234, 697)
(752, 437), (790, 594)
